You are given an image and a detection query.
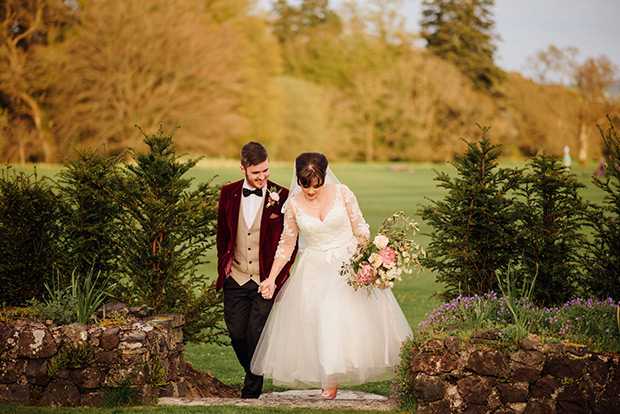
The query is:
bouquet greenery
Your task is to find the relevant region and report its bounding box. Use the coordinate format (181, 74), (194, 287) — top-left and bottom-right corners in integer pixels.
(340, 211), (425, 292)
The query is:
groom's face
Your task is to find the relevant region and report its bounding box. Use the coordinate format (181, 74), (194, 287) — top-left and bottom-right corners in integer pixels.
(241, 159), (270, 189)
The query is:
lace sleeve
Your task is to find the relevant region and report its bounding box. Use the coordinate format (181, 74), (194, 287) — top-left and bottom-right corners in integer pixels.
(274, 201), (299, 261)
(340, 185), (370, 243)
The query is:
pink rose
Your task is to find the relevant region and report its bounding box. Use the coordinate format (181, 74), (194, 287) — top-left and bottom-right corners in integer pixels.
(356, 263), (376, 284)
(379, 246), (396, 268)
(266, 187), (281, 208)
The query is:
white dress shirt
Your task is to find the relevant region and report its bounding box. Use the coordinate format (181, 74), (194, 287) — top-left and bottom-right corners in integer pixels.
(242, 180), (265, 228)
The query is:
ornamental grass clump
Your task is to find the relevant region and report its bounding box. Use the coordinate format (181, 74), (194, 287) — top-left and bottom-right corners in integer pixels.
(70, 268), (116, 324)
(495, 264), (539, 345)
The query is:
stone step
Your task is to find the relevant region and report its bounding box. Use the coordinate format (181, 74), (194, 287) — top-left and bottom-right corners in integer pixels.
(159, 390), (392, 411)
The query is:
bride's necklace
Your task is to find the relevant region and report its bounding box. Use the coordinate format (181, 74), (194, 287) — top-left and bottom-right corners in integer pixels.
(302, 192), (324, 210)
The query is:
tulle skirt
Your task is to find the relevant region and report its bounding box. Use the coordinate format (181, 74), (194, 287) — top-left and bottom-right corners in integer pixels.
(250, 238), (413, 388)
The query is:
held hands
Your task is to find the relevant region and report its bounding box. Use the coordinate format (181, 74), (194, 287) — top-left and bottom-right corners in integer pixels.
(260, 260), (285, 300)
(258, 279), (276, 300)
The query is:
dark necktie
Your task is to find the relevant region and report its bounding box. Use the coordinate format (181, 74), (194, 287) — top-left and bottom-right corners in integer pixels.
(243, 187), (263, 197)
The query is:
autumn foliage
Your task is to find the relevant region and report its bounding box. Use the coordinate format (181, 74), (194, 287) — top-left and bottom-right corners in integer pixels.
(0, 0), (618, 164)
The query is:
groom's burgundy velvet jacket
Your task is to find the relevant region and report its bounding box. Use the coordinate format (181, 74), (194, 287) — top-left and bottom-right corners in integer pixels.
(215, 179), (296, 291)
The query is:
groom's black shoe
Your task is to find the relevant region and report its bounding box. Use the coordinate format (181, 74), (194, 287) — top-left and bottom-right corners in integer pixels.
(241, 394), (260, 399)
(241, 390), (261, 399)
(240, 372), (263, 399)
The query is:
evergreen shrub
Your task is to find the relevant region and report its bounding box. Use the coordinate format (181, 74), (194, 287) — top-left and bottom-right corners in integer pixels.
(109, 126), (225, 343)
(420, 126), (602, 306)
(516, 154), (588, 305)
(419, 126), (522, 301)
(55, 148), (123, 277)
(584, 118), (620, 301)
(0, 167), (62, 306)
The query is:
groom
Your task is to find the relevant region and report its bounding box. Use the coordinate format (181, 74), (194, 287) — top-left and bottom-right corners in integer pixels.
(215, 141), (295, 399)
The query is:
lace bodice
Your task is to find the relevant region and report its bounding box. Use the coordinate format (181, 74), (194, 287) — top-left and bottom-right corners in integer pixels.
(275, 184), (370, 261)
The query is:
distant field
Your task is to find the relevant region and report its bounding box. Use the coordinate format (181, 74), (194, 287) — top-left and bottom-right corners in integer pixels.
(12, 160), (607, 396)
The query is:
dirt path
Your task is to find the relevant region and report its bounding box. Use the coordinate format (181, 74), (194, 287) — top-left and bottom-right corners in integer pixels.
(159, 389), (393, 411)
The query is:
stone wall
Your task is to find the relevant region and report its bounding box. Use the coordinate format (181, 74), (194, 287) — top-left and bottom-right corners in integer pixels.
(0, 307), (188, 407)
(409, 331), (620, 414)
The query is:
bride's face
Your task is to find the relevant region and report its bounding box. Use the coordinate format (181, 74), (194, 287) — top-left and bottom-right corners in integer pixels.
(300, 178), (324, 200)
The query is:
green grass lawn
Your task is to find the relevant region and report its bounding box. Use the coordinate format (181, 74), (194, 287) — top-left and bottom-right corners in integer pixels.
(6, 160), (607, 413)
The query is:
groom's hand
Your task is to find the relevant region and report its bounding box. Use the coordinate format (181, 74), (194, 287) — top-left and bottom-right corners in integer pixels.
(258, 279), (276, 300)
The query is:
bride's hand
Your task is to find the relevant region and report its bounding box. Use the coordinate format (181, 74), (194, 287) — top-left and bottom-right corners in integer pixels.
(352, 244), (365, 260)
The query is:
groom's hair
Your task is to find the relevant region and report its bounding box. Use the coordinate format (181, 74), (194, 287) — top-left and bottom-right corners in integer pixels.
(296, 152), (328, 188)
(240, 142), (268, 168)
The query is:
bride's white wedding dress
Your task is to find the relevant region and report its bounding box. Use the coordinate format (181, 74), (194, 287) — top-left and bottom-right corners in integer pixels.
(250, 184), (412, 388)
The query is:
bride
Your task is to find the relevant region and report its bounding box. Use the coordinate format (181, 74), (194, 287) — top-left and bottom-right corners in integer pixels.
(250, 152), (412, 399)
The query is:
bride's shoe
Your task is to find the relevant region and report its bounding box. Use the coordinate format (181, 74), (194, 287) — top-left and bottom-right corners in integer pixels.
(321, 389), (338, 400)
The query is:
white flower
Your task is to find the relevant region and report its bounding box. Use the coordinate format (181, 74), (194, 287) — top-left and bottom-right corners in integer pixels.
(386, 267), (402, 281)
(368, 253), (382, 268)
(373, 234), (389, 250)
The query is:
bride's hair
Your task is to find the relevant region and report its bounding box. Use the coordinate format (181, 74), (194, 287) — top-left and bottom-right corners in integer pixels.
(296, 152), (328, 188)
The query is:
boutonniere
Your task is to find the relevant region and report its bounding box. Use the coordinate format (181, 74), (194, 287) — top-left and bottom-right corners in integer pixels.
(266, 186), (282, 208)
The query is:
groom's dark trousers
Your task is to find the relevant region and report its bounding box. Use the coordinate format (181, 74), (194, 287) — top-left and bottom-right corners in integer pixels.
(223, 278), (273, 398)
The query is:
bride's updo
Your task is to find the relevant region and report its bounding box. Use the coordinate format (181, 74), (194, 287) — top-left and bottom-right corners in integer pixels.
(296, 152), (328, 188)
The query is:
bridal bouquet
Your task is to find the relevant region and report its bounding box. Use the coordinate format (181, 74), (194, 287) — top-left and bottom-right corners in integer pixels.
(340, 211), (425, 293)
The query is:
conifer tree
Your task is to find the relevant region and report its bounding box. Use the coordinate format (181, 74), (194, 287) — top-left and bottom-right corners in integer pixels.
(516, 154), (587, 305)
(0, 167), (62, 305)
(110, 126), (224, 343)
(55, 148), (123, 278)
(419, 127), (522, 300)
(420, 0), (503, 91)
(584, 119), (620, 301)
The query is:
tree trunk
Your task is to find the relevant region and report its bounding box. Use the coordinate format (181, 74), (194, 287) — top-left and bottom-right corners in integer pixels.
(18, 91), (57, 163)
(577, 115), (588, 166)
(365, 122), (374, 163)
(18, 142), (25, 165)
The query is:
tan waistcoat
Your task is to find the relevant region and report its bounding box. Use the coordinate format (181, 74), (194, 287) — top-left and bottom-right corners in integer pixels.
(230, 203), (263, 286)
